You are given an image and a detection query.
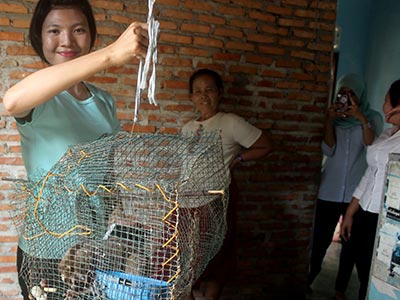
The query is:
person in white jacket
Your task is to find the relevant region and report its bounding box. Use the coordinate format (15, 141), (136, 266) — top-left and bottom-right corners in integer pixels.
(341, 79), (400, 300)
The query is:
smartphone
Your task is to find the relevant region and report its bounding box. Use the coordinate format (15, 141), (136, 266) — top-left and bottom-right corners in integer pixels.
(334, 92), (352, 112)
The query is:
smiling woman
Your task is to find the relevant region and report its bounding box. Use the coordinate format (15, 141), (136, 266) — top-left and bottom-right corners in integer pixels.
(2, 0), (149, 299)
(181, 68), (273, 300)
(41, 8), (92, 63)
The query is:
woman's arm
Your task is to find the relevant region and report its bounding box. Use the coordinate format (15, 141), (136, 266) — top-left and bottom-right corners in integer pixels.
(4, 22), (148, 118)
(323, 105), (336, 148)
(229, 131), (273, 169)
(346, 97), (375, 145)
(341, 197), (360, 242)
(357, 114), (376, 145)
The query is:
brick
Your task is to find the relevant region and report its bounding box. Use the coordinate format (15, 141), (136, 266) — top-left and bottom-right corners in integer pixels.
(22, 61), (46, 69)
(231, 0), (263, 9)
(262, 68), (286, 78)
(229, 65), (258, 75)
(278, 18), (306, 28)
(215, 6), (245, 17)
(11, 19), (30, 29)
(0, 266), (17, 273)
(226, 41), (255, 52)
(161, 9), (193, 20)
(321, 10), (337, 21)
(259, 45), (285, 56)
(276, 58), (302, 68)
(194, 37), (224, 48)
(0, 32), (24, 42)
(266, 5), (293, 16)
(180, 23), (210, 34)
(308, 41), (334, 52)
(291, 49), (315, 60)
(257, 80), (274, 88)
(279, 38), (305, 48)
(312, 1), (337, 11)
(229, 19), (257, 30)
(214, 28), (243, 38)
(282, 0), (309, 7)
(294, 9), (318, 19)
(160, 78), (188, 90)
(183, 0), (213, 12)
(164, 104), (193, 112)
(0, 236), (18, 243)
(109, 15), (131, 25)
(125, 4), (147, 15)
(303, 83), (329, 93)
(179, 47), (210, 57)
(6, 45), (35, 56)
(247, 33), (275, 44)
(160, 33), (192, 44)
(0, 18), (9, 26)
(161, 57), (192, 67)
(198, 15), (226, 25)
(214, 53), (241, 61)
(309, 21), (335, 31)
(261, 24), (289, 36)
(0, 257), (15, 263)
(259, 90), (285, 99)
(293, 29), (316, 39)
(157, 0), (179, 5)
(0, 3), (28, 14)
(288, 92), (313, 102)
(275, 81), (302, 90)
(0, 158), (23, 166)
(248, 11), (276, 23)
(97, 25), (122, 37)
(91, 0), (124, 11)
(123, 124), (156, 133)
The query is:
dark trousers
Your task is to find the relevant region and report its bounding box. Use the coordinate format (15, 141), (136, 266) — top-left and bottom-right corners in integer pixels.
(308, 199), (354, 292)
(17, 246), (65, 300)
(347, 208), (378, 300)
(193, 177), (238, 296)
(17, 247), (30, 300)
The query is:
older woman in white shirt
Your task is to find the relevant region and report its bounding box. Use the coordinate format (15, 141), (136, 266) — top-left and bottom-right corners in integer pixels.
(341, 79), (400, 300)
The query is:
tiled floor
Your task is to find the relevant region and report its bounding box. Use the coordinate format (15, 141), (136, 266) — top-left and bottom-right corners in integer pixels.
(307, 241), (359, 300)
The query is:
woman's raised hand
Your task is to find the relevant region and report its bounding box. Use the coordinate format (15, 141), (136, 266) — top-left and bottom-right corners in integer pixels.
(107, 22), (149, 66)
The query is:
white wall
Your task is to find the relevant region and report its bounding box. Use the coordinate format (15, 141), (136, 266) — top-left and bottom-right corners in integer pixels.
(365, 1), (400, 121)
(336, 0), (400, 128)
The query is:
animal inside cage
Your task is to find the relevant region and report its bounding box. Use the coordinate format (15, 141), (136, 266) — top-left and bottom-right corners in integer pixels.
(9, 131), (230, 300)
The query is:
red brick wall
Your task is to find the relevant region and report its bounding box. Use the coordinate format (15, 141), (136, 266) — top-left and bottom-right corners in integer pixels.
(0, 0), (336, 299)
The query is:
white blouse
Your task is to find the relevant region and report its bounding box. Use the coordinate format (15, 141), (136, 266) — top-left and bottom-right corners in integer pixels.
(353, 126), (400, 213)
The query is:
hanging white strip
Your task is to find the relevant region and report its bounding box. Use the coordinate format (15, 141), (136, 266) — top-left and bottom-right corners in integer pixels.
(134, 0), (159, 122)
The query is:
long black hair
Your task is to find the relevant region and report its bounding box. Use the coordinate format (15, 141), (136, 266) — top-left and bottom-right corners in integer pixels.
(29, 0), (97, 64)
(389, 80), (400, 108)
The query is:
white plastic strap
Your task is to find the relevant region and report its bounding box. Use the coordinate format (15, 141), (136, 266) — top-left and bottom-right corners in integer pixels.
(134, 0), (159, 122)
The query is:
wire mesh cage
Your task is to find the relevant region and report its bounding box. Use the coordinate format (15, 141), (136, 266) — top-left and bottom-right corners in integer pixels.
(9, 131), (230, 300)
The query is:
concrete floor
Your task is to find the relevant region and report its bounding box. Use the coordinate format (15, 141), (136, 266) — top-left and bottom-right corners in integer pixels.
(307, 241), (359, 300)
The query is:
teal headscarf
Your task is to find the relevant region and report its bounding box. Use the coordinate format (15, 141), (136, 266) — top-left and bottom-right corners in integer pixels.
(333, 73), (381, 131)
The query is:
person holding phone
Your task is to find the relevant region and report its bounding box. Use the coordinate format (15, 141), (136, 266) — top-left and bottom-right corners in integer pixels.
(341, 79), (400, 300)
(308, 73), (382, 300)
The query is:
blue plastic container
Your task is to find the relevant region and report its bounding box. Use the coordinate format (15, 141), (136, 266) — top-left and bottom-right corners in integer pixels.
(96, 270), (170, 300)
